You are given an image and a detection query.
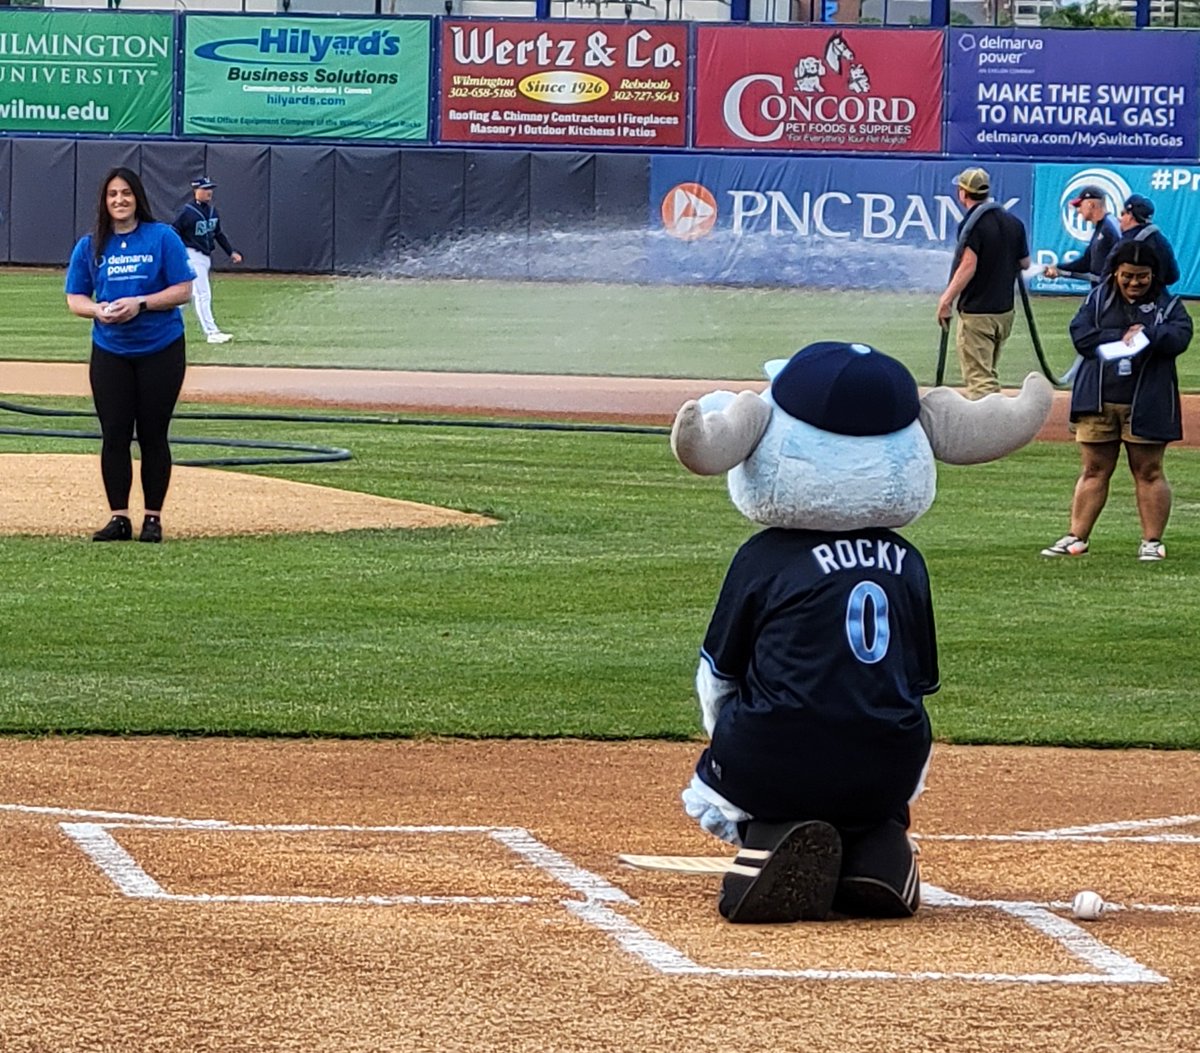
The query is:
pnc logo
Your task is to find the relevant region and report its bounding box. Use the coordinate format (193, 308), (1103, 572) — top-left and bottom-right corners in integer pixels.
(661, 183), (717, 241)
(1060, 168), (1130, 243)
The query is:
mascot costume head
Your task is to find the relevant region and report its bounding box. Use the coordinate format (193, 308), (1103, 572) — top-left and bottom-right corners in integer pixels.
(672, 343), (1052, 924)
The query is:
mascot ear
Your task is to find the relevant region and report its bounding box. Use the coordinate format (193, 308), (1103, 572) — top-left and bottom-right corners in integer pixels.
(919, 373), (1053, 465)
(671, 390), (772, 476)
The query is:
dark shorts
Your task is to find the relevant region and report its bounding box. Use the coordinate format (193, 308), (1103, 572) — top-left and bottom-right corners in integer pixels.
(697, 713), (932, 829)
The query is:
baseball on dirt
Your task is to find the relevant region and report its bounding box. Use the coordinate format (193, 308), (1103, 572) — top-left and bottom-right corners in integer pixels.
(1071, 890), (1106, 920)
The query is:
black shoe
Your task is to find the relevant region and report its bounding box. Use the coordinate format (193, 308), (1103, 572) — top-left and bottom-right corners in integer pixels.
(92, 515), (132, 542)
(833, 819), (921, 918)
(139, 516), (163, 543)
(719, 820), (843, 924)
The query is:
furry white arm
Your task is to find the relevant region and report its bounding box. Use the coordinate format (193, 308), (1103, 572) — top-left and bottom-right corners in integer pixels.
(681, 774), (752, 846)
(696, 658), (739, 737)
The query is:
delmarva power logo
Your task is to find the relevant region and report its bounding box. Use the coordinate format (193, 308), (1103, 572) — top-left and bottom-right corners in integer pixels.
(661, 183), (718, 241)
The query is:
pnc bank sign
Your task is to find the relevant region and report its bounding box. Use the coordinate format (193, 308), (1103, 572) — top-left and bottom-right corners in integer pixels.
(661, 182), (1013, 243)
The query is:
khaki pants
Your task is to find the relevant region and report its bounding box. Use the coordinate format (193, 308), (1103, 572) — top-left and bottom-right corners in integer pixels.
(956, 311), (1014, 400)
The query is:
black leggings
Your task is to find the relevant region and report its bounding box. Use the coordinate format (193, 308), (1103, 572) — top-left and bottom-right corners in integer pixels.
(89, 337), (186, 512)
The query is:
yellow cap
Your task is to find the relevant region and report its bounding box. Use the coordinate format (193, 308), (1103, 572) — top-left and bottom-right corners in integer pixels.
(955, 167), (990, 195)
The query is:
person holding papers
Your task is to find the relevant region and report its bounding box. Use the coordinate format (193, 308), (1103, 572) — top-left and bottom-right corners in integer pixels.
(1041, 240), (1191, 561)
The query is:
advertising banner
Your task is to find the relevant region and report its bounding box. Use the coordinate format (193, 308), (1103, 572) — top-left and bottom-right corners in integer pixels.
(1029, 163), (1200, 297)
(0, 12), (173, 135)
(647, 154), (1032, 288)
(947, 28), (1200, 162)
(693, 26), (943, 154)
(181, 16), (431, 141)
(437, 21), (687, 148)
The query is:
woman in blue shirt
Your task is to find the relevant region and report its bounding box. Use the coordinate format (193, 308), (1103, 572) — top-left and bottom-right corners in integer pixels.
(65, 167), (195, 543)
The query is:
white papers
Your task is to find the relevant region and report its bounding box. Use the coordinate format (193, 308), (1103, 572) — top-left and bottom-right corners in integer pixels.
(1097, 330), (1149, 361)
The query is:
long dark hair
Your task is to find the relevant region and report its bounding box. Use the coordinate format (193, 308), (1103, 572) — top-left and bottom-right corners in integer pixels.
(1108, 239), (1164, 301)
(92, 167), (155, 265)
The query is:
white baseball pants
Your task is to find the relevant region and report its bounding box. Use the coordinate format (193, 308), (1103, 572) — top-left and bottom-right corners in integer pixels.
(185, 248), (220, 336)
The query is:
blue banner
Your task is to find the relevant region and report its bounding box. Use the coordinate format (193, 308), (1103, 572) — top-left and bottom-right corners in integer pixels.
(1029, 163), (1200, 297)
(947, 28), (1200, 162)
(648, 154), (1033, 290)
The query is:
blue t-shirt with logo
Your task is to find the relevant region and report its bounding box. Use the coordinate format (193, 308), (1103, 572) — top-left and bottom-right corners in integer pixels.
(65, 221), (195, 357)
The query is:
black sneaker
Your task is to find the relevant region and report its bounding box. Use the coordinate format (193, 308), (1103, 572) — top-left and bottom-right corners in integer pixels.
(92, 515), (132, 542)
(139, 516), (163, 544)
(718, 820), (843, 923)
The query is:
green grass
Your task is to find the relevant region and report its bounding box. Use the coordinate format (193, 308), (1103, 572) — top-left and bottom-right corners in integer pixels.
(0, 403), (1197, 748)
(0, 266), (1125, 389)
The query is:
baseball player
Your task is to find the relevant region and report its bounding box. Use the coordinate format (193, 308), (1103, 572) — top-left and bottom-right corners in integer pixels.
(172, 176), (242, 344)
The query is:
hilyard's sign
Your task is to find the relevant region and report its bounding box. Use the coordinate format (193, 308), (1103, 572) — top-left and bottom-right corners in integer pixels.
(181, 16), (430, 141)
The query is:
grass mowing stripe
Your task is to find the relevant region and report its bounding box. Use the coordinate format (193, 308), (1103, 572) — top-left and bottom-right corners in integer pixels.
(0, 407), (1197, 746)
(2, 268), (1148, 390)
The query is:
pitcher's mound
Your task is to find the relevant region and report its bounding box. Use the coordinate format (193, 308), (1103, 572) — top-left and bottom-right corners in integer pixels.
(2, 454), (496, 538)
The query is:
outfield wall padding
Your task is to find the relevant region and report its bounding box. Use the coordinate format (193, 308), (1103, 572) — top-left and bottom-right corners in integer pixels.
(334, 148), (403, 271)
(4, 140), (655, 274)
(8, 139), (75, 266)
(0, 139), (9, 263)
(268, 146), (337, 274)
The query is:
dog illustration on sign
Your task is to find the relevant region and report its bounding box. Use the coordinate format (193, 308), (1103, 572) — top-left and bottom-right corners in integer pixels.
(792, 32), (870, 94)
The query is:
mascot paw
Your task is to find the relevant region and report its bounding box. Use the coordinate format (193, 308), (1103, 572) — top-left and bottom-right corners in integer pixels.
(682, 782), (746, 846)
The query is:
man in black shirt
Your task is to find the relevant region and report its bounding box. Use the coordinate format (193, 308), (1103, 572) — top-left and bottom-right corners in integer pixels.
(936, 167), (1031, 399)
(1044, 185), (1120, 288)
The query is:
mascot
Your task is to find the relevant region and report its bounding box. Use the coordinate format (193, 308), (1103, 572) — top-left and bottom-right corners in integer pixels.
(671, 342), (1052, 924)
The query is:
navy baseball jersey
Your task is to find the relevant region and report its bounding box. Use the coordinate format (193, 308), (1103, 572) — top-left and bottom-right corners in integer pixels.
(173, 201), (235, 258)
(697, 526), (938, 824)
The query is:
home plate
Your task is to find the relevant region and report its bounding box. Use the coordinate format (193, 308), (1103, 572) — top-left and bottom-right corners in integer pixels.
(618, 854), (735, 874)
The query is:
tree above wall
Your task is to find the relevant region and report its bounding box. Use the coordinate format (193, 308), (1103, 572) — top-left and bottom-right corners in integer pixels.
(1040, 1), (1133, 26)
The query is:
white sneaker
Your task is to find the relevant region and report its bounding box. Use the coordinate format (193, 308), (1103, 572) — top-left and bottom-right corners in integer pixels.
(206, 332), (232, 344)
(1040, 534), (1088, 557)
(1137, 539), (1166, 561)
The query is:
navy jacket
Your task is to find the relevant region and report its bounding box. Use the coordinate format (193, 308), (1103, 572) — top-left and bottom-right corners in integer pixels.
(1059, 214), (1120, 285)
(1069, 283), (1191, 442)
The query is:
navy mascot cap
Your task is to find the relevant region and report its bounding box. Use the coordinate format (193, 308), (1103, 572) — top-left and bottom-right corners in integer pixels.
(771, 341), (920, 437)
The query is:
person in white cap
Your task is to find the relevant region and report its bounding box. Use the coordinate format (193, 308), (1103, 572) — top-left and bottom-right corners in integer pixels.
(172, 177), (242, 344)
(1044, 185), (1120, 288)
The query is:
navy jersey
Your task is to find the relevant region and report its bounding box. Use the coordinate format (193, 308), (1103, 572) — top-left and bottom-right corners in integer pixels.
(172, 201), (234, 258)
(697, 526), (938, 824)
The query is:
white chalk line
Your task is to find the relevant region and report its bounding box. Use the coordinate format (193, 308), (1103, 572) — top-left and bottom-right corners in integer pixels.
(8, 802), (1192, 985)
(922, 833), (1200, 845)
(1020, 814), (1200, 837)
(58, 821), (532, 908)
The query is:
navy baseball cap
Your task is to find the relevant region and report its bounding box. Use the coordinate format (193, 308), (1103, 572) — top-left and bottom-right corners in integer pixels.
(1123, 194), (1154, 222)
(191, 176), (217, 190)
(1069, 185), (1105, 207)
(771, 342), (920, 437)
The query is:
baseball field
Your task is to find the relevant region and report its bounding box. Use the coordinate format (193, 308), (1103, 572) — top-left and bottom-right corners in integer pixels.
(1, 269), (1198, 1052)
